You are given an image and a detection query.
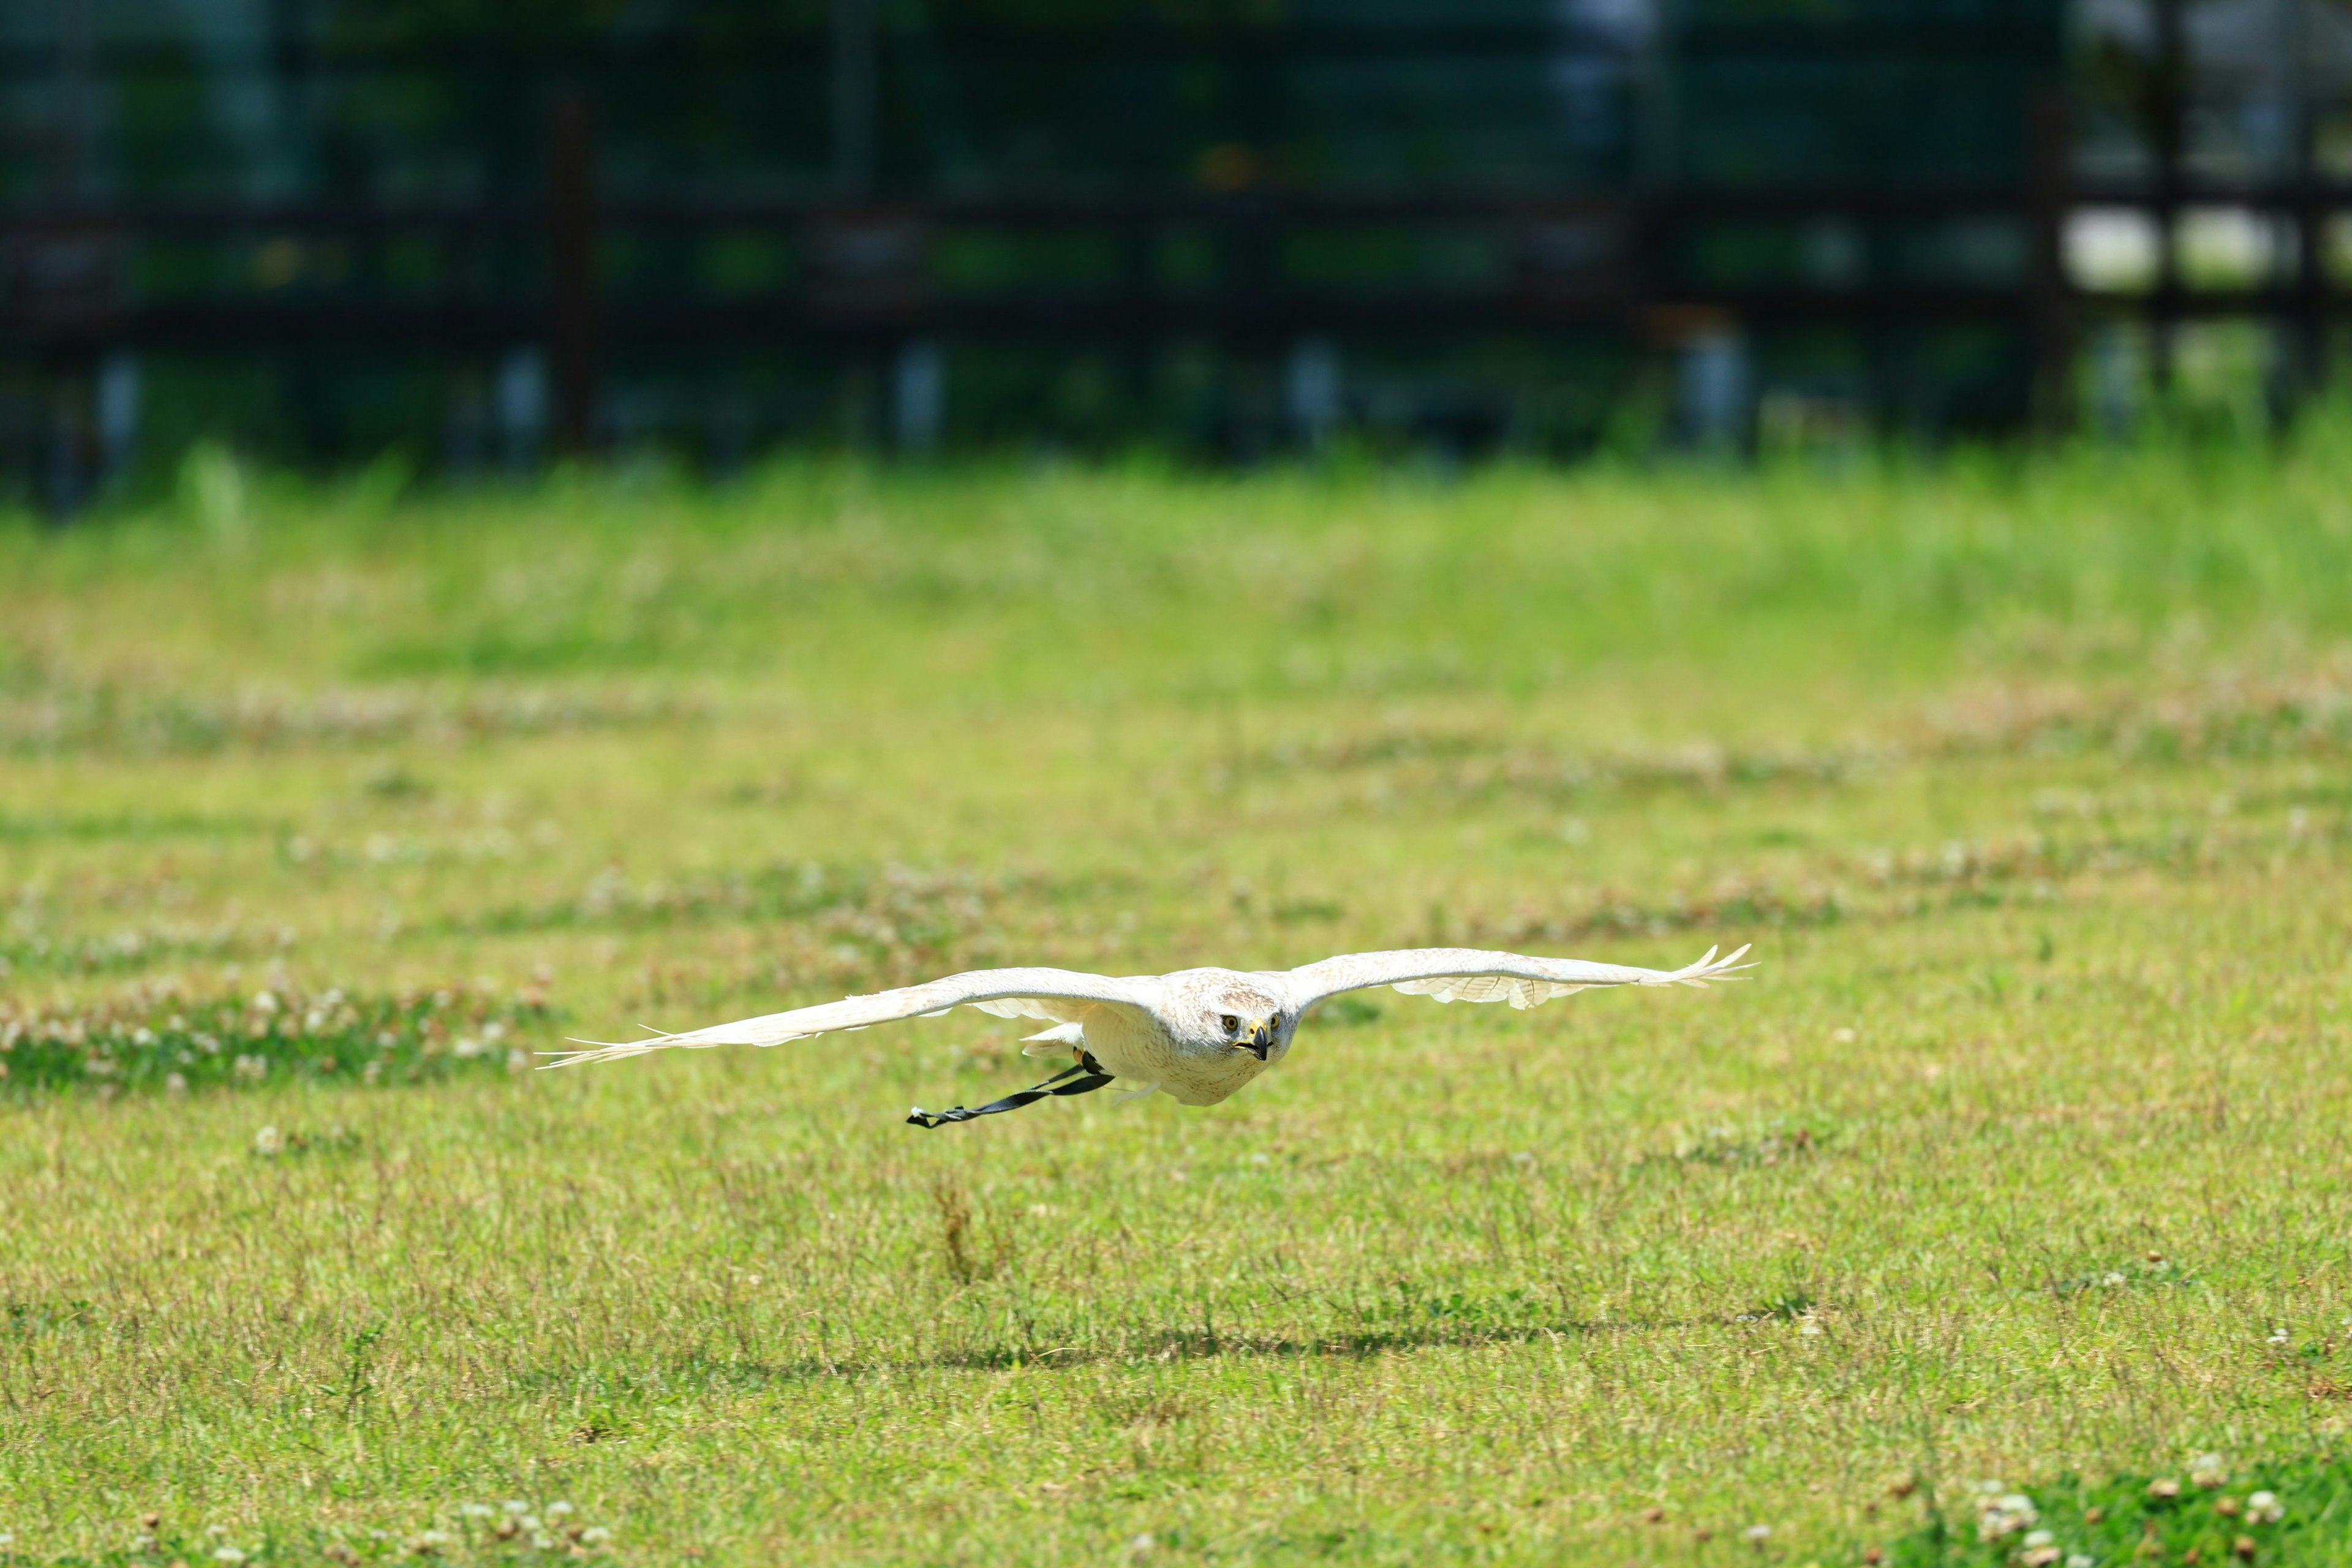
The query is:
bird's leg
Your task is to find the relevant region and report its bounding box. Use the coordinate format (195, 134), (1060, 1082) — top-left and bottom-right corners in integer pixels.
(905, 1052), (1117, 1129)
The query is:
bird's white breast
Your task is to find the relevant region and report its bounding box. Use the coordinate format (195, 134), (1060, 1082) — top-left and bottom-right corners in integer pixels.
(1078, 1002), (1270, 1106)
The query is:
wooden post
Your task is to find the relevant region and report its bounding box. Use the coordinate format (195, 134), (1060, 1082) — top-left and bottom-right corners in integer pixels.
(2294, 175), (2328, 403)
(2026, 89), (2073, 438)
(2288, 0), (2327, 401)
(42, 0), (97, 521)
(41, 351), (94, 521)
(548, 89), (598, 456)
(1118, 216), (1156, 425)
(830, 0), (880, 450)
(2149, 0), (2185, 394)
(833, 0), (878, 193)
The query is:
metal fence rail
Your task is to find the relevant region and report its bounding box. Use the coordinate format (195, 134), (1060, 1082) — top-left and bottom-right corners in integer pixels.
(9, 171), (2341, 376)
(2, 0), (2342, 501)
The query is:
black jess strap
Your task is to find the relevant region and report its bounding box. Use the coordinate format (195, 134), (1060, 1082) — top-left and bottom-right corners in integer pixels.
(905, 1052), (1116, 1129)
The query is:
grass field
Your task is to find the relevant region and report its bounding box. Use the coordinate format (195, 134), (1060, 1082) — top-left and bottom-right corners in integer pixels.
(5, 432), (2352, 1566)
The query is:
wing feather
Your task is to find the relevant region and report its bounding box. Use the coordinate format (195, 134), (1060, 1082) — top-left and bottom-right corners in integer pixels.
(541, 967), (1160, 1068)
(1285, 944), (1751, 1014)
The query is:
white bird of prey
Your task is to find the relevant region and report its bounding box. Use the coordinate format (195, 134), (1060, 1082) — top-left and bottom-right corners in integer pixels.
(546, 943), (1752, 1127)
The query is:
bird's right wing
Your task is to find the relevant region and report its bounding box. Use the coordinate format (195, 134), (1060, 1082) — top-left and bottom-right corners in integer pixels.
(541, 967), (1161, 1068)
(1282, 944), (1751, 1015)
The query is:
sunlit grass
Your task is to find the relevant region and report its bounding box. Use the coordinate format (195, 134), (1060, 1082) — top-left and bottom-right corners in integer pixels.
(3, 431), (2351, 1565)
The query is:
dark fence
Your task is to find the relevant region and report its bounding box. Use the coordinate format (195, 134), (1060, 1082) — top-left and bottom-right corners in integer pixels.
(0, 1), (2343, 502)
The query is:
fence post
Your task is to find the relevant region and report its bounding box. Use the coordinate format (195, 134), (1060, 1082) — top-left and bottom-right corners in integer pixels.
(548, 89), (599, 456)
(2293, 178), (2328, 404)
(2288, 0), (2328, 402)
(833, 0), (878, 194)
(2026, 89), (2073, 438)
(2149, 0), (2185, 394)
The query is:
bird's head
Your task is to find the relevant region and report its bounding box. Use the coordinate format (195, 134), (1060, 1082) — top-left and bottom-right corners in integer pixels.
(1169, 974), (1291, 1062)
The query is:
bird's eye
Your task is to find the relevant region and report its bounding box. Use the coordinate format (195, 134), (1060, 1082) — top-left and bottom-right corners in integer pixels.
(1220, 1014), (1240, 1033)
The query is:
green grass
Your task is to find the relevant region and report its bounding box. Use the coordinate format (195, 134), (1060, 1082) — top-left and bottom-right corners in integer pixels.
(5, 431), (2352, 1566)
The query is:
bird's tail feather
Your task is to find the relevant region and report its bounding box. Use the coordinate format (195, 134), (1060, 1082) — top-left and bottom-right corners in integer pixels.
(1657, 943), (1755, 987)
(538, 1029), (807, 1069)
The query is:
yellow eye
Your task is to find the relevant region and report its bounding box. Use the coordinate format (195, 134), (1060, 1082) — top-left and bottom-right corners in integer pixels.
(1219, 1014), (1240, 1033)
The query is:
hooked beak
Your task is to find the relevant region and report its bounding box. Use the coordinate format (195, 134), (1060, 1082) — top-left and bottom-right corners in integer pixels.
(1236, 1017), (1275, 1061)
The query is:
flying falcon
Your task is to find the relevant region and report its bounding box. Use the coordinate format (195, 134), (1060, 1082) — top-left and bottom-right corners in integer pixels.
(546, 943), (1752, 1127)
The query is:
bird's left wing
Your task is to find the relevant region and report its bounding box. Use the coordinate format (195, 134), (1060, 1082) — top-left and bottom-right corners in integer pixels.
(541, 967), (1161, 1068)
(1281, 944), (1751, 1016)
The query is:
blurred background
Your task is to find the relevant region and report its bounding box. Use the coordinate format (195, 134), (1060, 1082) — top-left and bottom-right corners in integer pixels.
(2, 0), (2348, 508)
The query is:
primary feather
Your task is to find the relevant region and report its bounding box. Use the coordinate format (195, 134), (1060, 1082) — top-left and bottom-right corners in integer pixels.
(541, 967), (1161, 1064)
(544, 943), (1752, 1110)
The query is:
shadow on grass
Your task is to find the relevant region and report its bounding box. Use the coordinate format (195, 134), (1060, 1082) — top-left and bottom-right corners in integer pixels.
(529, 1302), (1815, 1396)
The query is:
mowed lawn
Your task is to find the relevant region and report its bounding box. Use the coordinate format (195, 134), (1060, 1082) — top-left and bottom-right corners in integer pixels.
(5, 441), (2352, 1566)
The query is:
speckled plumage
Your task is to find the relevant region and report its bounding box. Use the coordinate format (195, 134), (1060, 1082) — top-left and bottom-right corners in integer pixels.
(548, 944), (1752, 1110)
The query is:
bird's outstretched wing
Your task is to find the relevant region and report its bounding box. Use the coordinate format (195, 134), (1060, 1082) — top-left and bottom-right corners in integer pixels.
(541, 967), (1161, 1068)
(1281, 944), (1752, 1015)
